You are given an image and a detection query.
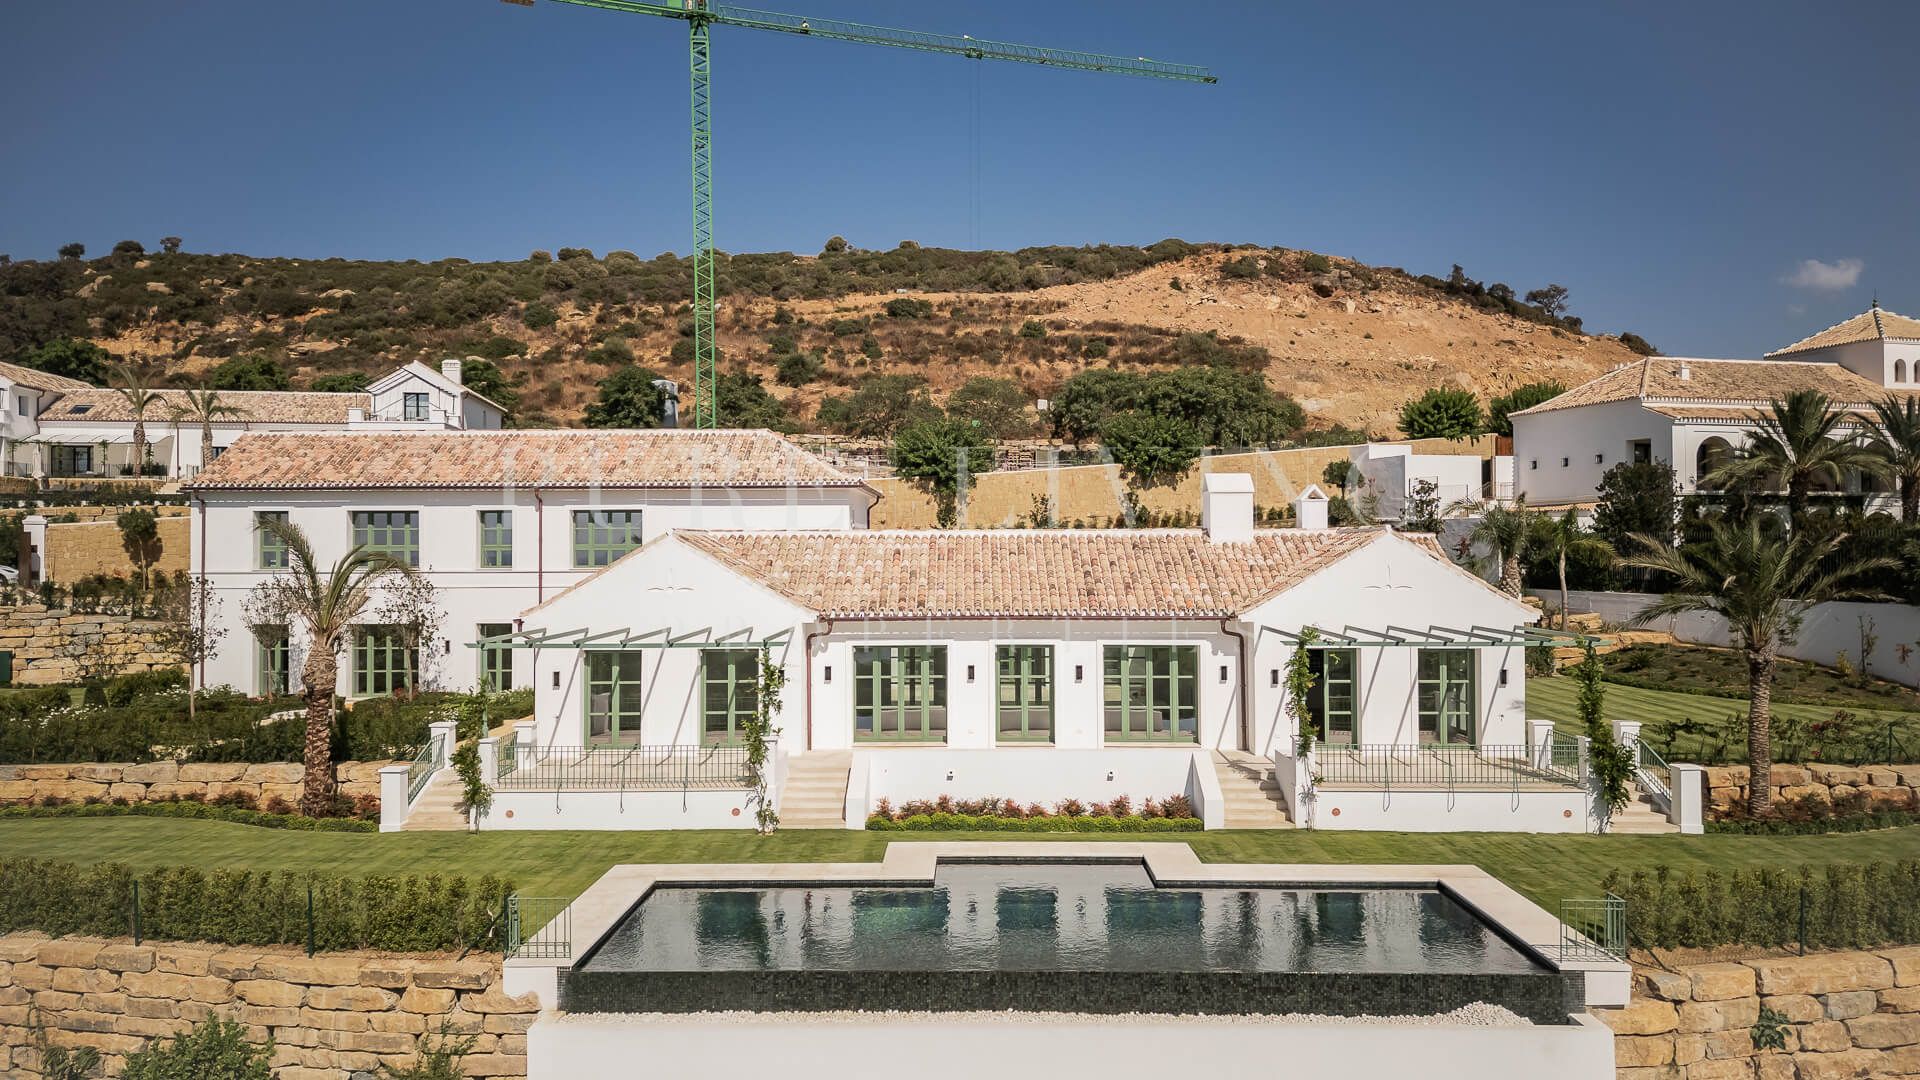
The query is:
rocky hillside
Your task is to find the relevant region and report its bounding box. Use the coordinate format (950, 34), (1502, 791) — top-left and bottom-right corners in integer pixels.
(0, 241), (1650, 434)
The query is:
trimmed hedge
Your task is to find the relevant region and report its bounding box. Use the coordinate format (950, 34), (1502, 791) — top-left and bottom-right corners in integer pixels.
(867, 813), (1204, 832)
(1706, 809), (1920, 836)
(0, 859), (511, 952)
(1604, 861), (1920, 950)
(0, 801), (377, 832)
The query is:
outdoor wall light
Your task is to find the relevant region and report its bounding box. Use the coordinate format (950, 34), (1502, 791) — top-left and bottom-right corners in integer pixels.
(1074, 665), (1084, 683)
(1219, 665), (1229, 683)
(551, 671), (559, 689)
(824, 666), (832, 683)
(442, 639), (451, 656)
(1106, 771), (1114, 781)
(1270, 669), (1280, 687)
(1499, 667), (1509, 686)
(946, 770), (954, 781)
(1595, 453), (1604, 464)
(966, 665), (975, 683)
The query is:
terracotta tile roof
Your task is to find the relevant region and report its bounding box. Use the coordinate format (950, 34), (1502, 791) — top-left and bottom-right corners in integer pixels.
(1511, 357), (1902, 417)
(184, 429), (868, 491)
(0, 361), (94, 393)
(674, 527), (1389, 618)
(36, 388), (366, 425)
(1769, 306), (1920, 357)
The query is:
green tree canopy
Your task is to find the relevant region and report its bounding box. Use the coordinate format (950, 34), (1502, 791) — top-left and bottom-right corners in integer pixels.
(1398, 387), (1485, 439)
(814, 374), (938, 438)
(459, 357), (521, 412)
(1592, 459), (1678, 554)
(714, 370), (791, 431)
(19, 338), (111, 383)
(1132, 365), (1305, 446)
(208, 354), (291, 391)
(1101, 412), (1202, 488)
(893, 417), (995, 527)
(308, 371), (370, 393)
(1051, 369), (1142, 443)
(583, 365), (668, 428)
(1486, 381), (1567, 436)
(945, 376), (1032, 439)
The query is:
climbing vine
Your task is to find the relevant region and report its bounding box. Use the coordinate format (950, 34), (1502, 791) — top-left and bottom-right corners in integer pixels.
(1576, 638), (1634, 824)
(1287, 627), (1321, 756)
(451, 689), (492, 829)
(743, 646), (786, 834)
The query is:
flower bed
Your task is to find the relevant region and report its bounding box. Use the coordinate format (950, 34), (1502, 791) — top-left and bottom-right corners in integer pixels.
(866, 793), (1201, 831)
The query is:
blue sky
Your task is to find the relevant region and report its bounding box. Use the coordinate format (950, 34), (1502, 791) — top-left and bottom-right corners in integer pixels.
(4, 1), (1914, 357)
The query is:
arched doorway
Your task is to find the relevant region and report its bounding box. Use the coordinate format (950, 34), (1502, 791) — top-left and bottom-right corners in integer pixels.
(1695, 436), (1735, 490)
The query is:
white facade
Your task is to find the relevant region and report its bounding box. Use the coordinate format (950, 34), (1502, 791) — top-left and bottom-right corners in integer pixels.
(358, 360), (506, 431)
(1347, 443), (1501, 521)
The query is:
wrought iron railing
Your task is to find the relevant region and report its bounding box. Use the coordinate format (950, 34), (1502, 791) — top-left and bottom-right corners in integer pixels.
(504, 895), (572, 960)
(494, 743), (752, 791)
(1547, 731), (1583, 773)
(406, 734), (443, 804)
(497, 738), (519, 781)
(1313, 742), (1583, 791)
(1559, 894), (1627, 962)
(1634, 739), (1673, 815)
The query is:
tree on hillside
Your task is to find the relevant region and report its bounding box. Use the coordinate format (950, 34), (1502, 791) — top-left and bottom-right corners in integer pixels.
(459, 357), (522, 413)
(169, 387), (245, 471)
(1524, 284), (1570, 320)
(583, 365), (668, 428)
(1132, 365), (1305, 447)
(244, 516), (412, 816)
(1486, 381), (1567, 437)
(822, 236), (849, 254)
(814, 374), (938, 438)
(1705, 390), (1880, 528)
(1102, 412), (1202, 490)
(1863, 395), (1920, 524)
(1051, 369), (1141, 443)
(1398, 387), (1484, 439)
(945, 376), (1033, 439)
(58, 243), (85, 260)
(159, 236), (183, 255)
(112, 240), (145, 257)
(209, 354), (291, 392)
(308, 372), (371, 393)
(714, 370), (791, 431)
(22, 338), (110, 383)
(1624, 519), (1894, 817)
(111, 363), (163, 477)
(893, 417), (995, 527)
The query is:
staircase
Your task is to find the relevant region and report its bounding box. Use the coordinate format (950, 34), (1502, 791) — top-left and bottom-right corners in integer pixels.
(1212, 751), (1294, 829)
(778, 751), (853, 829)
(399, 772), (469, 832)
(1609, 786), (1680, 835)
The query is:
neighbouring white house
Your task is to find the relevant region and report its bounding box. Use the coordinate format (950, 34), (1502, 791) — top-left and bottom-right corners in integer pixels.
(1511, 304), (1920, 513)
(2, 358), (507, 482)
(1346, 441), (1511, 522)
(467, 473), (1587, 833)
(183, 428), (877, 700)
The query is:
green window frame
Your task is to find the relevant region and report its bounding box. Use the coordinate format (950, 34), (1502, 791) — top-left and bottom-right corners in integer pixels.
(255, 625), (289, 697)
(572, 509), (642, 568)
(352, 625), (415, 698)
(1418, 648), (1477, 745)
(256, 511), (289, 570)
(1306, 648), (1358, 745)
(1103, 645), (1198, 743)
(585, 652), (645, 744)
(996, 645), (1053, 743)
(701, 649), (760, 745)
(478, 622), (514, 692)
(853, 646), (947, 743)
(352, 510), (420, 568)
(478, 510), (513, 569)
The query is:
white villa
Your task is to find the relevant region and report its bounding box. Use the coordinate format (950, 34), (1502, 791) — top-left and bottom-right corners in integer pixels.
(0, 358), (505, 482)
(1511, 304), (1920, 512)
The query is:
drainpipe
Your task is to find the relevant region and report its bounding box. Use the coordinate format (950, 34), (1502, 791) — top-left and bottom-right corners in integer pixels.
(534, 490), (545, 603)
(1220, 618), (1251, 753)
(803, 619), (834, 753)
(194, 492), (208, 692)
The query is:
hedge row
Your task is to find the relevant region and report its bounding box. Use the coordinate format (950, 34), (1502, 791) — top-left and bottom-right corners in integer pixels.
(0, 801), (377, 832)
(1707, 808), (1920, 836)
(1603, 861), (1920, 950)
(866, 813), (1205, 833)
(0, 859), (511, 953)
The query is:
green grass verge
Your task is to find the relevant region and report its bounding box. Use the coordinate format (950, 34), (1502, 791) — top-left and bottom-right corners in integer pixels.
(9, 816), (1920, 913)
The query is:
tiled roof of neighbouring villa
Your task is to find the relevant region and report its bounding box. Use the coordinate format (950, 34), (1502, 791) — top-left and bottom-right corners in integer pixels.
(1769, 305), (1920, 357)
(1508, 357), (1913, 417)
(675, 527), (1405, 618)
(184, 429), (869, 491)
(37, 388), (368, 425)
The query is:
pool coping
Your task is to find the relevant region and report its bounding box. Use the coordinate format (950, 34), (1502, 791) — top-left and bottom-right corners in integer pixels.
(502, 842), (1631, 1011)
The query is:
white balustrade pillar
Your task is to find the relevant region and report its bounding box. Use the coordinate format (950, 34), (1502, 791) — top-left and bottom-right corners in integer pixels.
(378, 765), (410, 833)
(477, 736), (499, 788)
(1669, 763), (1705, 834)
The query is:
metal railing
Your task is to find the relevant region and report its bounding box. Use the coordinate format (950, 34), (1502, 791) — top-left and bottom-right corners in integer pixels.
(504, 895), (572, 960)
(497, 738), (519, 781)
(406, 733), (444, 804)
(1559, 894), (1627, 962)
(494, 743), (752, 791)
(1547, 731), (1583, 773)
(1634, 739), (1673, 815)
(1313, 742), (1584, 791)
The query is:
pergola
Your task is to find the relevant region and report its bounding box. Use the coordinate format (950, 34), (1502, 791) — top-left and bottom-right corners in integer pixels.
(1261, 624), (1591, 648)
(466, 625), (793, 652)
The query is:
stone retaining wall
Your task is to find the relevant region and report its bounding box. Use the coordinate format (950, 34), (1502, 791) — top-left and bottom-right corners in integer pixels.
(0, 761), (395, 809)
(1599, 948), (1920, 1078)
(0, 605), (177, 685)
(42, 516), (190, 585)
(1702, 764), (1920, 819)
(0, 933), (535, 1078)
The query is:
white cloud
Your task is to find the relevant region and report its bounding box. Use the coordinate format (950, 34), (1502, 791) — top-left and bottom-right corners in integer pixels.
(1784, 257), (1864, 291)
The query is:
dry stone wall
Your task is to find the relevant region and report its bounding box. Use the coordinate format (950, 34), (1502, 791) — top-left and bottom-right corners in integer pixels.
(1702, 764), (1920, 819)
(0, 761), (393, 809)
(1599, 948), (1920, 1078)
(0, 932), (535, 1078)
(42, 515), (190, 584)
(0, 605), (177, 685)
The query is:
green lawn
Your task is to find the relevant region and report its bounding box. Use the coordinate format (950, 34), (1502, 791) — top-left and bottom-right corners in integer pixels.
(6, 816), (1920, 911)
(1528, 675), (1919, 761)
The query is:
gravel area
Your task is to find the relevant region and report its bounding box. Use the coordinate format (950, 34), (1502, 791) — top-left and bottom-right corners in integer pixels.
(556, 1002), (1532, 1028)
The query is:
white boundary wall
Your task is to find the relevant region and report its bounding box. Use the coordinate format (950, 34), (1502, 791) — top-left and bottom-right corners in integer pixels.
(486, 787), (751, 830)
(1545, 591), (1920, 690)
(528, 1013), (1616, 1080)
(1308, 785), (1593, 833)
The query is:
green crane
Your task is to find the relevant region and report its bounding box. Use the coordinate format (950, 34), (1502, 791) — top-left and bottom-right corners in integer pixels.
(502, 0), (1214, 428)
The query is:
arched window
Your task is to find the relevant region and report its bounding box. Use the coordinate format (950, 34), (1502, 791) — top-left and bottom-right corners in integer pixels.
(1896, 358), (1910, 384)
(1696, 436), (1735, 490)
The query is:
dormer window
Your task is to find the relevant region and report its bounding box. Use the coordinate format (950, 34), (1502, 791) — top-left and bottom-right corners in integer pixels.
(402, 392), (429, 421)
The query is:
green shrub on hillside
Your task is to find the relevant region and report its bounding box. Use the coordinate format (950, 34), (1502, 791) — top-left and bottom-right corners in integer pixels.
(1398, 387), (1484, 439)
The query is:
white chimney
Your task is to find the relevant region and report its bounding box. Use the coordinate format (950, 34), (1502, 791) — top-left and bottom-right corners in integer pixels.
(346, 407), (366, 424)
(1677, 360), (1690, 382)
(441, 358), (464, 386)
(1202, 472), (1255, 543)
(1293, 484), (1330, 531)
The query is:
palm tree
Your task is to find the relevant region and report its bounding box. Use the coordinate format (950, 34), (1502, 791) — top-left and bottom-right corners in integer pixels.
(250, 516), (412, 816)
(168, 387), (246, 473)
(1622, 518), (1894, 817)
(1704, 390), (1882, 527)
(111, 363), (163, 479)
(1463, 496), (1538, 596)
(1862, 394), (1920, 525)
(1535, 510), (1613, 629)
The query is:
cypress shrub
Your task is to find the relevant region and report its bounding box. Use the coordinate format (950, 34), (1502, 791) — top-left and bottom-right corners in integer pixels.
(1603, 861), (1920, 950)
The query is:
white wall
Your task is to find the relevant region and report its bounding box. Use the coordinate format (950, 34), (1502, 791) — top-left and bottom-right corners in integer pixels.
(1310, 786), (1592, 833)
(485, 787), (751, 830)
(1348, 444), (1484, 521)
(1512, 399), (1668, 505)
(856, 747), (1208, 811)
(1546, 590), (1920, 690)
